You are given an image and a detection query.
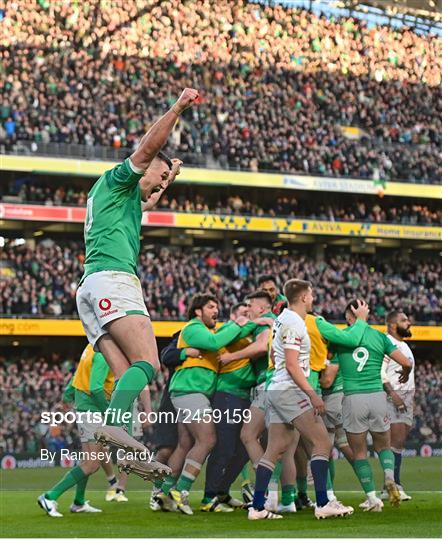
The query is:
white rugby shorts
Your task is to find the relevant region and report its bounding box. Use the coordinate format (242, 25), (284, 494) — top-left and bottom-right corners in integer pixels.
(76, 271), (149, 349)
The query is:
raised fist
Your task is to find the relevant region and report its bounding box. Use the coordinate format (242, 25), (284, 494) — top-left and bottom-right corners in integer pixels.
(174, 88), (199, 114)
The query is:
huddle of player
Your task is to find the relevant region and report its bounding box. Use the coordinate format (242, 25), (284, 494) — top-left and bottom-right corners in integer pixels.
(34, 89), (415, 521)
(146, 278), (414, 520)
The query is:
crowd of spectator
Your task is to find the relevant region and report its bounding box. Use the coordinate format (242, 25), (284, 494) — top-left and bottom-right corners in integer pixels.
(1, 1), (441, 183)
(2, 179), (441, 225)
(1, 240), (440, 323)
(409, 361), (441, 444)
(1, 351), (440, 454)
(0, 353), (167, 454)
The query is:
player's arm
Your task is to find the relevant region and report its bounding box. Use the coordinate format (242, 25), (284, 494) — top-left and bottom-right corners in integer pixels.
(181, 320), (243, 352)
(316, 317), (367, 347)
(89, 353), (111, 413)
(388, 348), (412, 384)
(320, 360), (339, 389)
(131, 88), (198, 171)
(220, 328), (270, 364)
(161, 334), (202, 368)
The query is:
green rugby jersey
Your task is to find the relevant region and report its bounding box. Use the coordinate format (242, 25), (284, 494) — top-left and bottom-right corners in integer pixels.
(169, 319), (257, 398)
(82, 158), (144, 280)
(252, 311), (277, 385)
(331, 326), (397, 395)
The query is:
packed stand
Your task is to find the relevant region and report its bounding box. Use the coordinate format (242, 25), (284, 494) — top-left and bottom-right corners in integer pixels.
(2, 179), (441, 225)
(409, 361), (441, 444)
(1, 241), (440, 323)
(0, 353), (168, 454)
(1, 1), (441, 183)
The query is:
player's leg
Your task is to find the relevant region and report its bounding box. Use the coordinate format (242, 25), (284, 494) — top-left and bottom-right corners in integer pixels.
(70, 441), (103, 513)
(368, 390), (400, 506)
(294, 438), (314, 509)
(154, 423), (192, 512)
(278, 434), (299, 513)
(150, 387), (179, 509)
(77, 273), (167, 472)
(371, 429), (401, 507)
(202, 392), (236, 511)
(295, 410), (354, 519)
(207, 392), (250, 509)
(342, 393), (382, 511)
(388, 391), (413, 500)
(101, 451), (119, 501)
(240, 406), (266, 467)
(100, 315), (159, 425)
(390, 422), (411, 498)
(249, 422), (292, 520)
(38, 421), (102, 517)
(170, 419), (216, 515)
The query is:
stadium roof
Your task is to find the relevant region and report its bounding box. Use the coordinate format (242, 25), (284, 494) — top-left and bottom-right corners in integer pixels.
(272, 0), (442, 33)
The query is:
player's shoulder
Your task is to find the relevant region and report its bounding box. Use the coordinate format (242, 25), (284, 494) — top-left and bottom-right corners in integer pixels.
(280, 309), (306, 331)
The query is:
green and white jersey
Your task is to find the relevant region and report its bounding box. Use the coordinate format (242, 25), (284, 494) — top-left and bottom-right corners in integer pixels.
(82, 158), (144, 280)
(332, 326), (397, 395)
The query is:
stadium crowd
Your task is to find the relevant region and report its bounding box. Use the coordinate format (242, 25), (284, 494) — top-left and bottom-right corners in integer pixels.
(1, 241), (440, 323)
(1, 1), (441, 183)
(1, 351), (440, 454)
(2, 180), (441, 225)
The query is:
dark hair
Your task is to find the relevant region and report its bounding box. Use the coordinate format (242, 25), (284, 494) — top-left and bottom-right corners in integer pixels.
(187, 293), (218, 320)
(386, 310), (402, 325)
(344, 299), (360, 318)
(230, 302), (247, 316)
(245, 290), (273, 306)
(157, 150), (173, 170)
(283, 279), (312, 304)
(257, 274), (277, 286)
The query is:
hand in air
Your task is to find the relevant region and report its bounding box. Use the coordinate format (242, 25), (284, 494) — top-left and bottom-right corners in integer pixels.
(174, 88), (199, 114)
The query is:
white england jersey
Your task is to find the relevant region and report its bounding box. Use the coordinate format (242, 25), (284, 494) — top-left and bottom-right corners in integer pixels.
(384, 334), (415, 392)
(270, 308), (310, 387)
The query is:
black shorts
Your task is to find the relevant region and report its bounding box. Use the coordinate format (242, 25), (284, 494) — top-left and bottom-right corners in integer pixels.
(152, 388), (178, 450)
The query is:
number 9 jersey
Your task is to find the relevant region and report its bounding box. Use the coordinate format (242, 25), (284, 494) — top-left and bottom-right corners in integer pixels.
(331, 326), (397, 396)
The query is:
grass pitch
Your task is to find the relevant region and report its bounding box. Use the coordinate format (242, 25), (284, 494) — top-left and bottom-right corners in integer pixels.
(1, 457), (441, 537)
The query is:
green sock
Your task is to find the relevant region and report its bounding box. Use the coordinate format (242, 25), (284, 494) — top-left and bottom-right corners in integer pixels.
(378, 449), (395, 481)
(269, 460), (282, 491)
(45, 466), (87, 501)
(175, 473), (195, 493)
(326, 457), (335, 491)
(106, 361), (155, 426)
(296, 475), (308, 495)
(74, 474), (89, 506)
(241, 464), (250, 483)
(281, 484), (295, 506)
(354, 459), (376, 494)
(161, 474), (178, 495)
(154, 478), (163, 489)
